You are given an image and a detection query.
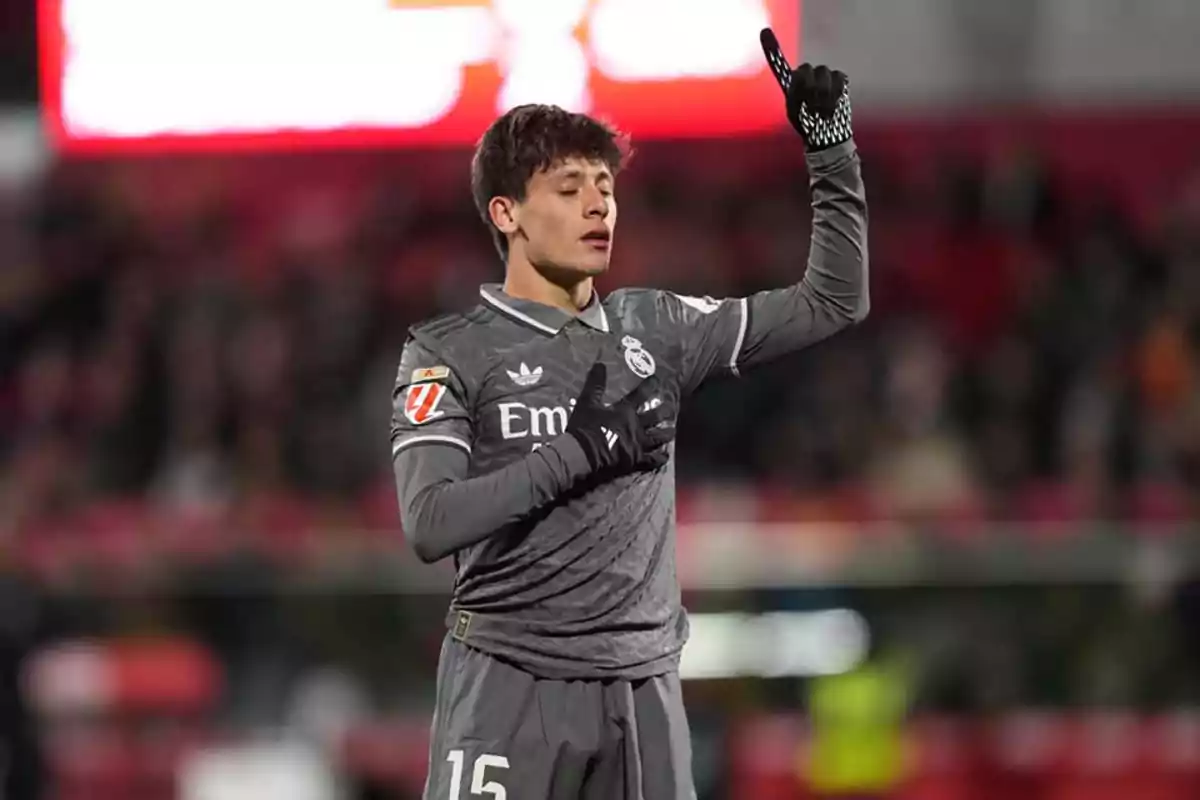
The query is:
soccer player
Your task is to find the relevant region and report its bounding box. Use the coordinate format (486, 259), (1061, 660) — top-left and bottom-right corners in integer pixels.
(391, 31), (868, 800)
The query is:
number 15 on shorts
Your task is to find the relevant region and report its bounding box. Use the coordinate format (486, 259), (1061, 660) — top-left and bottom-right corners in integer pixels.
(447, 750), (509, 799)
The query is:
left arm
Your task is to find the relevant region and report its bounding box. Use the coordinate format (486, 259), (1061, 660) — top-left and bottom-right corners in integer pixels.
(667, 39), (869, 394)
(665, 139), (868, 395)
(734, 140), (869, 365)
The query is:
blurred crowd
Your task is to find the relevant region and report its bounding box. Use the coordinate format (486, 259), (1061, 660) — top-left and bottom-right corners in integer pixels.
(1, 119), (1200, 546)
(1, 115), (1200, 800)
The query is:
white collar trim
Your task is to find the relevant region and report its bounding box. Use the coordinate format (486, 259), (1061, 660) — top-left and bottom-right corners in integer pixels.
(479, 288), (561, 335)
(479, 287), (610, 334)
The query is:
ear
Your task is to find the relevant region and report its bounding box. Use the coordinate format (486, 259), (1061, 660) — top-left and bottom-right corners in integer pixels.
(488, 196), (520, 237)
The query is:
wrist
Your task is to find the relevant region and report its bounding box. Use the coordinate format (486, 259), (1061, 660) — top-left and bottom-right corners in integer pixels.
(535, 433), (600, 491)
(804, 140), (858, 173)
(562, 429), (604, 474)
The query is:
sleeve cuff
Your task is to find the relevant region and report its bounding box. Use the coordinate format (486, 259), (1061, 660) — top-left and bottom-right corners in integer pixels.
(805, 139), (858, 173)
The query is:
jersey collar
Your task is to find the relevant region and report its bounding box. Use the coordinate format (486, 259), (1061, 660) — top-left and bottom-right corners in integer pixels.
(479, 284), (610, 335)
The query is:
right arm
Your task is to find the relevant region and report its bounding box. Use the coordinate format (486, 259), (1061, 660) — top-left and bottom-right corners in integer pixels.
(390, 337), (591, 563)
(393, 437), (590, 563)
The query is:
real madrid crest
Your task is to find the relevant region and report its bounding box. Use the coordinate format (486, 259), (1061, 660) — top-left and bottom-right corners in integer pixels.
(621, 335), (656, 378)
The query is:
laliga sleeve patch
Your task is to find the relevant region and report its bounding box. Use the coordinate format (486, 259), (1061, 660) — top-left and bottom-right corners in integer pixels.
(404, 382), (447, 425)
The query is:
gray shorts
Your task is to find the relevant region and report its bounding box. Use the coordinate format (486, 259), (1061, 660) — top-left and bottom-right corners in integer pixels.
(422, 635), (694, 800)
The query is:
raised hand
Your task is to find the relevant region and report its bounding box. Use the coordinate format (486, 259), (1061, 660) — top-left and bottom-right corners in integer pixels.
(760, 28), (853, 151)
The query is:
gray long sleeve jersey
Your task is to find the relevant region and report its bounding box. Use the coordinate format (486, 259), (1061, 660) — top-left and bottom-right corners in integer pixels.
(391, 141), (868, 680)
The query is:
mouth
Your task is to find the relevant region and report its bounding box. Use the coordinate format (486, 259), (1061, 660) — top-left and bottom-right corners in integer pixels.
(581, 231), (611, 251)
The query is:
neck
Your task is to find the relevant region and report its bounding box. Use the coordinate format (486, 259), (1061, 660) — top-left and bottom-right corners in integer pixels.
(503, 254), (593, 314)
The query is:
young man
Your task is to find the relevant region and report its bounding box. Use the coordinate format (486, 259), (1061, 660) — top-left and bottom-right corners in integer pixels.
(391, 31), (868, 800)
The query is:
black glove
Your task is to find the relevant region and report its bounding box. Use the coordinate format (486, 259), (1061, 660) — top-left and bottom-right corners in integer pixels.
(760, 28), (853, 151)
(566, 361), (674, 474)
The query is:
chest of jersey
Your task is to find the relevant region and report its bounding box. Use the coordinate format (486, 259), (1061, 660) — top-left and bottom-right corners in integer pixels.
(470, 322), (670, 469)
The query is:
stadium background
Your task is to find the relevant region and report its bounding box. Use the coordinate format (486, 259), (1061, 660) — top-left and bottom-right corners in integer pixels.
(3, 1), (1200, 798)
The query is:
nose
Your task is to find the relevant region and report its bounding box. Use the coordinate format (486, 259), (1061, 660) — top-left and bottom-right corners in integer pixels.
(583, 186), (609, 219)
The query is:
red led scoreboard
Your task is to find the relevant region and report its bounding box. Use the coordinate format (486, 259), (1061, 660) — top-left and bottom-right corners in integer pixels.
(39, 0), (800, 154)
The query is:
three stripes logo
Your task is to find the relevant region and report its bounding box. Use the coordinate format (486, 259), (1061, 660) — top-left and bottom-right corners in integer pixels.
(602, 426), (618, 451)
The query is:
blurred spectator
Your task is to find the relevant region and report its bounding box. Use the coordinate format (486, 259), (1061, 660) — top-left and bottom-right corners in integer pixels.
(803, 651), (911, 800)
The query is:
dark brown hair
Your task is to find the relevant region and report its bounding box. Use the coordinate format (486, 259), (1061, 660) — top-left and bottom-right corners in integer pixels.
(471, 104), (631, 259)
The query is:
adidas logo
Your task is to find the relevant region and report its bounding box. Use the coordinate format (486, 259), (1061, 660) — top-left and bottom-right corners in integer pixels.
(506, 362), (543, 387)
(602, 426), (618, 450)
